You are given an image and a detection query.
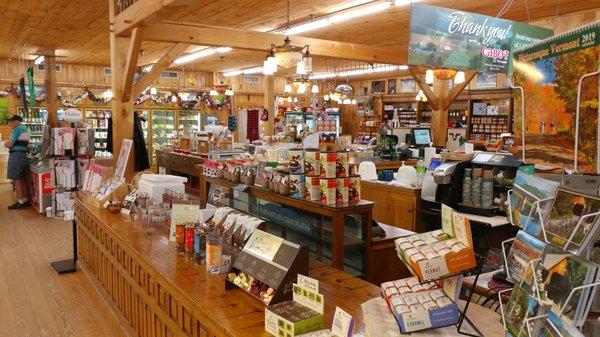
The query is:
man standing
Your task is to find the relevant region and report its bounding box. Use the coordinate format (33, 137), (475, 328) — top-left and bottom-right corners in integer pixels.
(5, 115), (30, 209)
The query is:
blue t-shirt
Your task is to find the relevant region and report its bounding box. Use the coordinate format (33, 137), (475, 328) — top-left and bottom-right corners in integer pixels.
(9, 124), (30, 152)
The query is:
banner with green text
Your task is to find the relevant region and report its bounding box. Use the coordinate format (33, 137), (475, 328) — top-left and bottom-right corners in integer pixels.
(408, 4), (553, 73)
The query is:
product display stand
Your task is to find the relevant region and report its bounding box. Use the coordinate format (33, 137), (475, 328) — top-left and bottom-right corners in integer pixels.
(51, 122), (79, 275)
(455, 253), (485, 337)
(50, 218), (78, 274)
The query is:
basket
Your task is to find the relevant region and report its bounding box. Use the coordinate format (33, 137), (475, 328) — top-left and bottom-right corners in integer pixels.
(440, 152), (475, 162)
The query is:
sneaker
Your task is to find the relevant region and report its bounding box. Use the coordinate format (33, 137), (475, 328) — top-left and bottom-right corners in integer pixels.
(8, 201), (28, 210)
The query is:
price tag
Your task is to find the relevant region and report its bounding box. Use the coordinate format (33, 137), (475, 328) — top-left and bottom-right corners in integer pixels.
(418, 256), (449, 281)
(331, 307), (355, 337)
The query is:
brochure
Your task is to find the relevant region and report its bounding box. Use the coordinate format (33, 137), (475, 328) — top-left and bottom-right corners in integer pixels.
(505, 231), (546, 283)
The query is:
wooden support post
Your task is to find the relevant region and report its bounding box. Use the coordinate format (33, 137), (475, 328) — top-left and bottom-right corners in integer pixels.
(431, 79), (450, 147)
(110, 0), (135, 180)
(45, 54), (58, 127)
(263, 76), (275, 136)
(409, 67), (476, 147)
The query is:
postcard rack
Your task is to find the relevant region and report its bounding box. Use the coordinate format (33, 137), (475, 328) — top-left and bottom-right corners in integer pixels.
(499, 280), (600, 335)
(508, 187), (600, 256)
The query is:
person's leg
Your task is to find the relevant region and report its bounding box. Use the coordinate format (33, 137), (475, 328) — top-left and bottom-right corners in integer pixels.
(15, 179), (27, 202)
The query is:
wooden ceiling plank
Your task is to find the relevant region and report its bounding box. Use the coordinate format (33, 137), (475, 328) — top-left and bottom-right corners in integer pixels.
(132, 42), (190, 99)
(143, 22), (407, 64)
(121, 26), (144, 102)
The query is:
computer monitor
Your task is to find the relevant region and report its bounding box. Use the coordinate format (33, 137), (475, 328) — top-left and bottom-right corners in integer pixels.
(412, 128), (432, 146)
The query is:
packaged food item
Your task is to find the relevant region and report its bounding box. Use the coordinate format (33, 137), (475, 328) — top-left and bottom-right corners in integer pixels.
(335, 177), (349, 204)
(289, 174), (306, 198)
(319, 178), (336, 205)
(304, 149), (320, 176)
(176, 223), (185, 253)
(409, 304), (424, 313)
(394, 305), (410, 314)
(335, 151), (349, 177)
(435, 297), (453, 307)
(305, 176), (320, 201)
(319, 152), (336, 178)
(410, 253), (426, 263)
(348, 175), (361, 203)
(422, 301), (438, 310)
(288, 149), (305, 174)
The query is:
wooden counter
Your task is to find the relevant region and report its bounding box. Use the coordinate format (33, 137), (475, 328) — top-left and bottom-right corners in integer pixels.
(74, 193), (382, 337)
(156, 149), (205, 192)
(360, 181), (422, 232)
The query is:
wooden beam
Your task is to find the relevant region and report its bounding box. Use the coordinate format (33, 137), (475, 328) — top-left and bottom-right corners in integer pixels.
(443, 71), (477, 110)
(143, 22), (407, 64)
(114, 0), (178, 36)
(121, 26), (144, 102)
(263, 76), (275, 136)
(132, 43), (190, 99)
(408, 66), (438, 110)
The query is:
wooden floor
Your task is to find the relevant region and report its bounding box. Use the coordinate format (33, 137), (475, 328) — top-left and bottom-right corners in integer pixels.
(0, 183), (126, 337)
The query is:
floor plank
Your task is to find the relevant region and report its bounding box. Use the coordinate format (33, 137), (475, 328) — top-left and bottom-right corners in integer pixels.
(0, 183), (126, 337)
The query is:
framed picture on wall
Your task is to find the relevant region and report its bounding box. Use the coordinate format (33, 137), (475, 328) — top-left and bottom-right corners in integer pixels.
(387, 79), (397, 94)
(371, 80), (385, 94)
(400, 78), (417, 93)
(476, 72), (498, 88)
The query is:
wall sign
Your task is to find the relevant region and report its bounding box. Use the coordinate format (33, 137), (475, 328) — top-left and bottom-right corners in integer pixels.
(408, 3), (553, 73)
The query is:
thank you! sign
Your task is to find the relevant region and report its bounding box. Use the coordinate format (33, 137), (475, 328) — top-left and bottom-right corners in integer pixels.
(408, 4), (553, 73)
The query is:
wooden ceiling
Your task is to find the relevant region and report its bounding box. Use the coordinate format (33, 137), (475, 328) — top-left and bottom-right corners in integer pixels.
(0, 0), (598, 71)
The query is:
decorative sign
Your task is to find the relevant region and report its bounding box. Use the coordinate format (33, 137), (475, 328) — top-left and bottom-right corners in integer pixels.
(114, 139), (133, 182)
(227, 115), (238, 132)
(408, 3), (553, 73)
(63, 108), (83, 123)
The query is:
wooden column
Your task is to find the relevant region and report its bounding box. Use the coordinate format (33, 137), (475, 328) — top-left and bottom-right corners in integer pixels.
(109, 0), (135, 180)
(263, 76), (275, 136)
(431, 79), (449, 147)
(45, 54), (58, 127)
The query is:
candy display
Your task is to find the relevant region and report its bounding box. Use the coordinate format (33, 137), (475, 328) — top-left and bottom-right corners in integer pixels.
(228, 272), (276, 305)
(319, 151), (337, 178)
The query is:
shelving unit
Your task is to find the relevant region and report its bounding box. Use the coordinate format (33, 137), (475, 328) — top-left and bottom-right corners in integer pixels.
(177, 110), (201, 133)
(85, 108), (111, 156)
(19, 107), (48, 146)
(468, 97), (512, 142)
(151, 110), (176, 157)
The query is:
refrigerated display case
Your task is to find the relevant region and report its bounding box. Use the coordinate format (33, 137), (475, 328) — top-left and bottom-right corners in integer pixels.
(151, 110), (176, 157)
(85, 108), (111, 156)
(19, 107), (47, 146)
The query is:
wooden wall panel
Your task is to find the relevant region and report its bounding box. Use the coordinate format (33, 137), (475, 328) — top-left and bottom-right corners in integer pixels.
(0, 60), (213, 90)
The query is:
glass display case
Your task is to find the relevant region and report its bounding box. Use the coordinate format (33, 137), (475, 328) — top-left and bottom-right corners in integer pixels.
(19, 107), (47, 146)
(177, 110), (201, 134)
(85, 108), (111, 156)
(247, 196), (367, 276)
(151, 110), (176, 155)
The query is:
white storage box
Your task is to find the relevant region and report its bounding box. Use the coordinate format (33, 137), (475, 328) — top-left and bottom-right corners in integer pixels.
(138, 174), (187, 202)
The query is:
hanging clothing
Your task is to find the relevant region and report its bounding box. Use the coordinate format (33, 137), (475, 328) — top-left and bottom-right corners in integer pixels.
(19, 76), (27, 111)
(27, 67), (35, 107)
(106, 117), (113, 153)
(133, 113), (150, 172)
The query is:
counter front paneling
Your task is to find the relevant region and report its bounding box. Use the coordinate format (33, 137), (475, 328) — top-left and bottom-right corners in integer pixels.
(74, 193), (382, 337)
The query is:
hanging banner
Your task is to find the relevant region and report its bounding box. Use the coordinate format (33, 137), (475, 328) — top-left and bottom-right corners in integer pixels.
(511, 21), (600, 173)
(408, 4), (553, 73)
(514, 22), (600, 62)
(27, 67), (36, 108)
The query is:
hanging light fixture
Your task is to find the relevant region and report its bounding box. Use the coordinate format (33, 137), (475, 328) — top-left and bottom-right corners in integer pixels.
(342, 98), (351, 105)
(324, 94), (330, 101)
(425, 69), (435, 85)
(209, 89), (219, 96)
(225, 86), (235, 96)
(272, 0), (310, 68)
(311, 84), (319, 94)
(102, 89), (113, 100)
(293, 97), (299, 103)
(266, 48), (277, 73)
(302, 48), (312, 73)
(263, 56), (274, 75)
(284, 83), (292, 93)
(287, 96), (292, 103)
(454, 71), (465, 84)
(296, 60), (306, 75)
(297, 82), (307, 94)
(351, 98), (357, 104)
(150, 86), (157, 95)
(171, 93), (178, 102)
